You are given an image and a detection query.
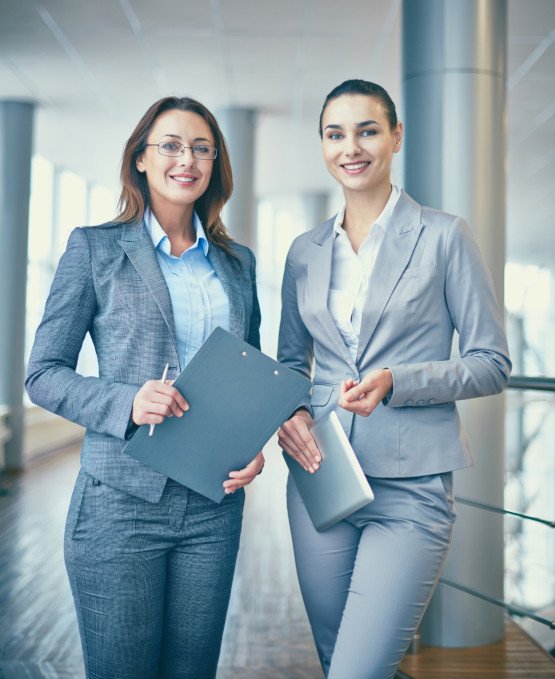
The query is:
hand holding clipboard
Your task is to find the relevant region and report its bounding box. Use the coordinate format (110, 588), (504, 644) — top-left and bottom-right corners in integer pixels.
(124, 327), (311, 502)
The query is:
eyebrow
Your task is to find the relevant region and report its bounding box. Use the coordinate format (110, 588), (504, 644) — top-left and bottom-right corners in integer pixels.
(323, 119), (381, 131)
(160, 133), (212, 143)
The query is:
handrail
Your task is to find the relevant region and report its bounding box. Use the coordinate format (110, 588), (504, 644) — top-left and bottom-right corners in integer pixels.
(455, 496), (555, 528)
(440, 577), (555, 629)
(508, 375), (555, 391)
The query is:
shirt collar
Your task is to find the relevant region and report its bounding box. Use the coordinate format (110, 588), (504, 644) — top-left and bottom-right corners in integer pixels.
(145, 208), (209, 257)
(333, 184), (401, 237)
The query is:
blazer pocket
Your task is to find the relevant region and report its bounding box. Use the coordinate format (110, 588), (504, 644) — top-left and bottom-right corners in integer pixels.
(400, 264), (438, 279)
(311, 384), (334, 407)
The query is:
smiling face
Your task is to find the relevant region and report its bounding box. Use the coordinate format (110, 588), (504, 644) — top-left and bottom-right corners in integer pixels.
(136, 108), (215, 211)
(321, 94), (402, 197)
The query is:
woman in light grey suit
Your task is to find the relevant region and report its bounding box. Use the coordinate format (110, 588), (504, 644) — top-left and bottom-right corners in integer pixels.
(26, 97), (264, 679)
(278, 80), (511, 679)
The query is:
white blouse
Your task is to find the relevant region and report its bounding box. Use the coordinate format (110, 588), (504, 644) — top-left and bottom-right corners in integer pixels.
(328, 184), (401, 360)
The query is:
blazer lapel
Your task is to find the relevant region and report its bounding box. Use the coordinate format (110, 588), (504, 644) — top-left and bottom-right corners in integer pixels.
(356, 191), (424, 362)
(118, 221), (178, 351)
(308, 220), (358, 371)
(207, 245), (245, 339)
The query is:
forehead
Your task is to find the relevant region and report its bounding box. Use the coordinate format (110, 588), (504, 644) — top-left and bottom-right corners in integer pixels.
(322, 94), (388, 126)
(149, 109), (213, 140)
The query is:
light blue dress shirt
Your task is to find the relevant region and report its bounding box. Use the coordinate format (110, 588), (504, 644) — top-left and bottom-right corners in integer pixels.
(145, 209), (230, 371)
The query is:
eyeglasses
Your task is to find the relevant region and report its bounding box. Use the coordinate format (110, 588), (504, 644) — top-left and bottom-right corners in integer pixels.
(144, 141), (218, 160)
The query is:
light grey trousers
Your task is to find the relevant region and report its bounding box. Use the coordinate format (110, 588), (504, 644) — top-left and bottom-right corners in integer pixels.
(287, 472), (456, 679)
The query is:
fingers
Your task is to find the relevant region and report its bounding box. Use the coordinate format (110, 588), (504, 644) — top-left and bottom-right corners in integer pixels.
(278, 416), (321, 473)
(224, 452), (265, 493)
(341, 379), (367, 402)
(152, 383), (189, 414)
(132, 379), (190, 425)
(339, 391), (382, 416)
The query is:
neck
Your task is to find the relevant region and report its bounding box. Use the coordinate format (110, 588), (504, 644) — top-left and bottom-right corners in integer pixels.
(343, 179), (393, 234)
(149, 198), (196, 243)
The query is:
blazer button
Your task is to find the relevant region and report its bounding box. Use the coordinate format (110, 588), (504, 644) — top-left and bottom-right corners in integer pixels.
(405, 399), (415, 406)
(427, 398), (436, 404)
(416, 399), (425, 405)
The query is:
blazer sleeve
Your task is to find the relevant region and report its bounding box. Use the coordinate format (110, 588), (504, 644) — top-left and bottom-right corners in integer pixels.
(25, 228), (140, 438)
(277, 242), (314, 413)
(386, 217), (512, 407)
(247, 248), (261, 351)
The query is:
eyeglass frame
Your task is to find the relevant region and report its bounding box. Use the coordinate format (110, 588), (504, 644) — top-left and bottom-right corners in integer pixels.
(143, 141), (218, 160)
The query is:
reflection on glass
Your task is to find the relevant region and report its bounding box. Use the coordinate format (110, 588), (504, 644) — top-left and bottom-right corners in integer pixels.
(504, 388), (555, 648)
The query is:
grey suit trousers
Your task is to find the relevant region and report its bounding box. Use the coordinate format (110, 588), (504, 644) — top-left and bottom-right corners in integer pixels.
(287, 473), (455, 679)
(65, 470), (245, 679)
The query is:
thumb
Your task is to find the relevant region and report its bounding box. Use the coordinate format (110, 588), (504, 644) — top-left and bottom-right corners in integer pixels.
(344, 381), (366, 402)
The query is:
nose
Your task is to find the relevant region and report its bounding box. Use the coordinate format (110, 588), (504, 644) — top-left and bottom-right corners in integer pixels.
(343, 135), (362, 157)
(178, 147), (196, 166)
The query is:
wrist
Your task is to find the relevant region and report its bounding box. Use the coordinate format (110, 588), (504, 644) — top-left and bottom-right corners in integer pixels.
(292, 406), (312, 421)
(381, 368), (393, 405)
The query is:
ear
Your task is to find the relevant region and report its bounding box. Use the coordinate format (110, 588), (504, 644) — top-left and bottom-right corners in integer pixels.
(136, 153), (146, 173)
(393, 122), (403, 154)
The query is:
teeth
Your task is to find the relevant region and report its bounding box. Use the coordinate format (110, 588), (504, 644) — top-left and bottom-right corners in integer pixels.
(172, 176), (195, 183)
(344, 162), (369, 170)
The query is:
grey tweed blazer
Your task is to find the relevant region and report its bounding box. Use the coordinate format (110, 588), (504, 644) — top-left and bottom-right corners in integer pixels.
(26, 220), (261, 502)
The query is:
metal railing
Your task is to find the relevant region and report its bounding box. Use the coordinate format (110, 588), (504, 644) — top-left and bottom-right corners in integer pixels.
(456, 496), (555, 528)
(439, 577), (555, 629)
(508, 375), (555, 392)
(440, 375), (555, 630)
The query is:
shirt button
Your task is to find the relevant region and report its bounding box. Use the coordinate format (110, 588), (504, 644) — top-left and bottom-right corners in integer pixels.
(190, 283), (197, 288)
(197, 312), (204, 320)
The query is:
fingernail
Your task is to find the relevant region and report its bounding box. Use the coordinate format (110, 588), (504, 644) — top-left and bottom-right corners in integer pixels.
(315, 455), (321, 462)
(224, 488), (230, 494)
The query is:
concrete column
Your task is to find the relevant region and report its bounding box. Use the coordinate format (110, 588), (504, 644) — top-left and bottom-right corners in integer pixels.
(0, 100), (35, 470)
(217, 108), (256, 250)
(403, 0), (507, 646)
(302, 191), (329, 230)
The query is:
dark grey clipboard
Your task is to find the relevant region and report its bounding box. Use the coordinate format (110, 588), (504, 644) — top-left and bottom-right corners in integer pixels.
(123, 327), (311, 502)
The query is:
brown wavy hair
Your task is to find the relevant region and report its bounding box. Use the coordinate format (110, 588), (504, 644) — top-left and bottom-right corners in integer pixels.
(116, 96), (235, 253)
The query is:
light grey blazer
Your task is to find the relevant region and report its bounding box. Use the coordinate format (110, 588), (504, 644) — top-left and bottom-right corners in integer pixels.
(278, 190), (511, 477)
(26, 220), (261, 502)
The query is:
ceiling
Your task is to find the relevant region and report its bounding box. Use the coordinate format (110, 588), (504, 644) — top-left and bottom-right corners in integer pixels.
(0, 0), (554, 265)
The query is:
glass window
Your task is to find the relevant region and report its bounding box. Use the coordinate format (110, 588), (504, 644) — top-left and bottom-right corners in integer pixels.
(25, 156), (55, 366)
(505, 262), (554, 376)
(56, 170), (87, 258)
(89, 184), (117, 225)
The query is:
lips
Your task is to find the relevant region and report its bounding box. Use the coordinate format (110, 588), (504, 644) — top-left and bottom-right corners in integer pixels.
(169, 173), (198, 185)
(341, 161), (371, 174)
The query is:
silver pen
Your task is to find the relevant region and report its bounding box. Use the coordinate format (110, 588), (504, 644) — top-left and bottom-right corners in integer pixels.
(149, 363), (170, 437)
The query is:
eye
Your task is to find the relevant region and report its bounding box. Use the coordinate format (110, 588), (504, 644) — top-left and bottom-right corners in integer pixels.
(160, 141), (182, 152)
(192, 145), (210, 154)
(328, 132), (343, 141)
(360, 129), (377, 137)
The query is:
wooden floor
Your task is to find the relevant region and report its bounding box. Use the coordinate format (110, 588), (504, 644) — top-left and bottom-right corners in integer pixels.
(399, 621), (555, 678)
(1, 442), (554, 678)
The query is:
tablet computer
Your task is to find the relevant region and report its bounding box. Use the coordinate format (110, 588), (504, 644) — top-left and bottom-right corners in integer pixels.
(283, 411), (374, 531)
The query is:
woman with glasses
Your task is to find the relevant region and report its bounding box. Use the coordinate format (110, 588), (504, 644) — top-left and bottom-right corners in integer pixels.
(26, 97), (263, 678)
(277, 80), (511, 678)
